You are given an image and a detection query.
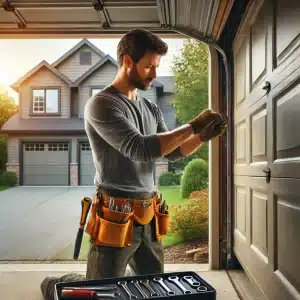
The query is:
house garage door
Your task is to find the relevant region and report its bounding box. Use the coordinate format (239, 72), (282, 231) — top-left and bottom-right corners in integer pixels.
(23, 142), (69, 186)
(79, 142), (96, 186)
(233, 0), (300, 299)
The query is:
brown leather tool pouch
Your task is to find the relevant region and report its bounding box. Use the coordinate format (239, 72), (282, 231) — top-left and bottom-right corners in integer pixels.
(132, 200), (155, 225)
(154, 203), (170, 241)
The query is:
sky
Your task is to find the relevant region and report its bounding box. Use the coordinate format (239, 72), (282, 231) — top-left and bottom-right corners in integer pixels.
(0, 38), (187, 102)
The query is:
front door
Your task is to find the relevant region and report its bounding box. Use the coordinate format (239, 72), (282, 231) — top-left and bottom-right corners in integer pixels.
(233, 0), (300, 298)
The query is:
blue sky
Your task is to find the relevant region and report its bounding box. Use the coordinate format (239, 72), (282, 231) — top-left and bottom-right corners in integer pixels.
(0, 38), (187, 102)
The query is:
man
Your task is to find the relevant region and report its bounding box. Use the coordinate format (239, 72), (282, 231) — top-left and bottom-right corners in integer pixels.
(40, 28), (227, 299)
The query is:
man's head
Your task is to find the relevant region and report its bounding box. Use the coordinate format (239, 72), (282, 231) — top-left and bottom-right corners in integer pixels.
(117, 28), (168, 90)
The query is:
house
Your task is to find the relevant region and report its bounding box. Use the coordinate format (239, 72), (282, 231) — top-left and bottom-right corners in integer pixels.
(1, 39), (176, 186)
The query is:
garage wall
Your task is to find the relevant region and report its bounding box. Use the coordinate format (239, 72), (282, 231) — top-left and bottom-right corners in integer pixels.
(20, 67), (71, 119)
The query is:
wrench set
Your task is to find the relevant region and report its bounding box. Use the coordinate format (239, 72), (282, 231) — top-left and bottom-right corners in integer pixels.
(55, 271), (216, 300)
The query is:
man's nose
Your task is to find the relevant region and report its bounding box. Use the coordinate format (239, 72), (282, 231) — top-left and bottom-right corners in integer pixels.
(151, 68), (157, 79)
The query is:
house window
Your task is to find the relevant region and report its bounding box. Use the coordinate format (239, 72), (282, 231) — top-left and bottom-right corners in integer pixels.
(32, 89), (59, 114)
(91, 88), (102, 96)
(80, 51), (92, 65)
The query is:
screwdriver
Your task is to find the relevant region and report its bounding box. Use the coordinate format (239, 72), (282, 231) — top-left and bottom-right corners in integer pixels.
(61, 289), (97, 299)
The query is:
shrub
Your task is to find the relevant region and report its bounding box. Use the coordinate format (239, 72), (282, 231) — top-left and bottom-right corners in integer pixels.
(180, 158), (208, 199)
(158, 172), (181, 186)
(170, 189), (208, 241)
(0, 171), (17, 186)
(0, 138), (7, 172)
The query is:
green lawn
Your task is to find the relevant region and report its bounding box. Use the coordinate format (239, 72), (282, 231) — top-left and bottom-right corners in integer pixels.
(53, 186), (186, 260)
(0, 186), (9, 191)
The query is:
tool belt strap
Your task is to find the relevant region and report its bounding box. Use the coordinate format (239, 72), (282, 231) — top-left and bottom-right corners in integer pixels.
(95, 192), (162, 225)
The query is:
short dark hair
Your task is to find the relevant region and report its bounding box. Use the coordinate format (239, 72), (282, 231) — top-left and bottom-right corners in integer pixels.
(117, 28), (168, 66)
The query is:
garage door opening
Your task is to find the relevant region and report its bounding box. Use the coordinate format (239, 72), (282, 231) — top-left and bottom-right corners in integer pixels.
(0, 35), (217, 269)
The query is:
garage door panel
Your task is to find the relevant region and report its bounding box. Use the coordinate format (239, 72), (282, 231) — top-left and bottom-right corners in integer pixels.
(250, 3), (267, 88)
(272, 178), (300, 294)
(275, 0), (300, 66)
(79, 142), (96, 186)
(23, 143), (69, 186)
(270, 79), (300, 179)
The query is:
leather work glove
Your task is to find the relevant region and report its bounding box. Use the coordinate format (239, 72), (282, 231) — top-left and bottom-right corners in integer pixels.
(189, 109), (223, 134)
(199, 115), (228, 142)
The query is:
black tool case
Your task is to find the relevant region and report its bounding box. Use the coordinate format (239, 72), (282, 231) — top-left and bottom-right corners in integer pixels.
(54, 271), (216, 299)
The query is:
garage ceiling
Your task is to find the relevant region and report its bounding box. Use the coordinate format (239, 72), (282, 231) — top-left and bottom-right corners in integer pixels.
(0, 0), (233, 39)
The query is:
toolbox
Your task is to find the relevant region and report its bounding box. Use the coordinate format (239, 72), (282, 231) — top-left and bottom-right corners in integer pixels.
(54, 271), (216, 299)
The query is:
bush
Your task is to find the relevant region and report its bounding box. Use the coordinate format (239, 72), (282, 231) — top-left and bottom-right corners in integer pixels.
(170, 189), (208, 241)
(158, 171), (181, 186)
(0, 171), (17, 186)
(0, 138), (7, 172)
(180, 158), (208, 199)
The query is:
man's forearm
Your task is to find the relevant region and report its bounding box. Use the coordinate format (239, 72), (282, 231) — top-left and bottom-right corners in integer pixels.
(158, 124), (194, 156)
(179, 134), (204, 157)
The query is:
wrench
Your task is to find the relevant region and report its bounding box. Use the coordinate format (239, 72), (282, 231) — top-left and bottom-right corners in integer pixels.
(197, 286), (208, 292)
(118, 281), (138, 299)
(168, 276), (192, 294)
(95, 291), (121, 298)
(131, 280), (148, 298)
(140, 279), (159, 297)
(153, 277), (175, 296)
(183, 275), (201, 287)
(64, 286), (117, 291)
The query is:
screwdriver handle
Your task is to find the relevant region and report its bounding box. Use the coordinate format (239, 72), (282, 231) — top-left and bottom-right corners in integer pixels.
(61, 289), (97, 299)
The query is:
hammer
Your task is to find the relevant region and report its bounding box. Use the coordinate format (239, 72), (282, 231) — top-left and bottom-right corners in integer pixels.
(73, 197), (92, 260)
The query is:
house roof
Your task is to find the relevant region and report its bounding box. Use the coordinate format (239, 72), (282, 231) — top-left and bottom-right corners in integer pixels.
(156, 76), (174, 93)
(74, 53), (163, 88)
(51, 39), (106, 68)
(1, 114), (85, 133)
(74, 54), (118, 85)
(10, 60), (74, 92)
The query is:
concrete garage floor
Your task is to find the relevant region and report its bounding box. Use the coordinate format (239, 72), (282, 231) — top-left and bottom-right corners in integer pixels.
(0, 264), (240, 300)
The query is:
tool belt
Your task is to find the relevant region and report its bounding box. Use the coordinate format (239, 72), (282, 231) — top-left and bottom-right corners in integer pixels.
(85, 191), (170, 248)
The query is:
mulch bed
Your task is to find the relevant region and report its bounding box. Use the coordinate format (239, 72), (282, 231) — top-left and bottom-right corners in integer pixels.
(164, 241), (208, 264)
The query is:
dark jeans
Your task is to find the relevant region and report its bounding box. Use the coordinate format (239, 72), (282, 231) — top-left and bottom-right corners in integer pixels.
(41, 218), (164, 300)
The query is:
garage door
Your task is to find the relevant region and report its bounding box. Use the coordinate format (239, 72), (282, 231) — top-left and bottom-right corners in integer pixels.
(79, 142), (96, 186)
(23, 142), (69, 186)
(233, 0), (300, 299)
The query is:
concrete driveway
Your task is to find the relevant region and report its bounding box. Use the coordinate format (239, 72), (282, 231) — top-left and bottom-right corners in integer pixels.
(0, 186), (95, 261)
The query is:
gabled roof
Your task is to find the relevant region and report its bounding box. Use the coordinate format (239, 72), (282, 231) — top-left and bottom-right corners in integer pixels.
(51, 39), (106, 68)
(74, 54), (163, 88)
(10, 60), (74, 92)
(74, 54), (118, 85)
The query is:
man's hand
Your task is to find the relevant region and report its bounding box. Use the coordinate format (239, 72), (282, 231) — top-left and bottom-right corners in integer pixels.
(199, 115), (228, 142)
(189, 109), (223, 134)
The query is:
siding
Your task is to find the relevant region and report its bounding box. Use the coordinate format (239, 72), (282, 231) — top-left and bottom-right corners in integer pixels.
(56, 45), (102, 82)
(7, 137), (19, 164)
(158, 94), (176, 130)
(78, 62), (118, 118)
(20, 67), (70, 119)
(138, 87), (157, 104)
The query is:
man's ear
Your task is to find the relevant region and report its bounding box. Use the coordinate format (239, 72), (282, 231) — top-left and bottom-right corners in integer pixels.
(123, 54), (133, 69)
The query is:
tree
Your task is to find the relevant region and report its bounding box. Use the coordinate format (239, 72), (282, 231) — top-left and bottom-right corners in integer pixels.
(169, 39), (209, 172)
(171, 39), (208, 124)
(0, 86), (19, 172)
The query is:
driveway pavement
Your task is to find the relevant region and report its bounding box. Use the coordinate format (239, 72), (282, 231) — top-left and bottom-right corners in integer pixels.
(0, 186), (95, 260)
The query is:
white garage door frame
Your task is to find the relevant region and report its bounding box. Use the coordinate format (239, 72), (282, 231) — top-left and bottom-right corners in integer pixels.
(20, 140), (71, 186)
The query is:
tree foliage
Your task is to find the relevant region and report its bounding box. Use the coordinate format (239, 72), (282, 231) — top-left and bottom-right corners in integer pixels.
(0, 87), (19, 172)
(171, 39), (208, 125)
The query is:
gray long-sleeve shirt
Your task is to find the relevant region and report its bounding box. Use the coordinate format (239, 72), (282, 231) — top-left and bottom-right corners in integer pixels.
(84, 85), (184, 198)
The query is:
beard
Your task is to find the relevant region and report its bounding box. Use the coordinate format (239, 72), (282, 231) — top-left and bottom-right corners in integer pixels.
(128, 64), (152, 91)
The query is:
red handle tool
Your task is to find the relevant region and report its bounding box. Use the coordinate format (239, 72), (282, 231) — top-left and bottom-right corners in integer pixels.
(61, 289), (97, 299)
